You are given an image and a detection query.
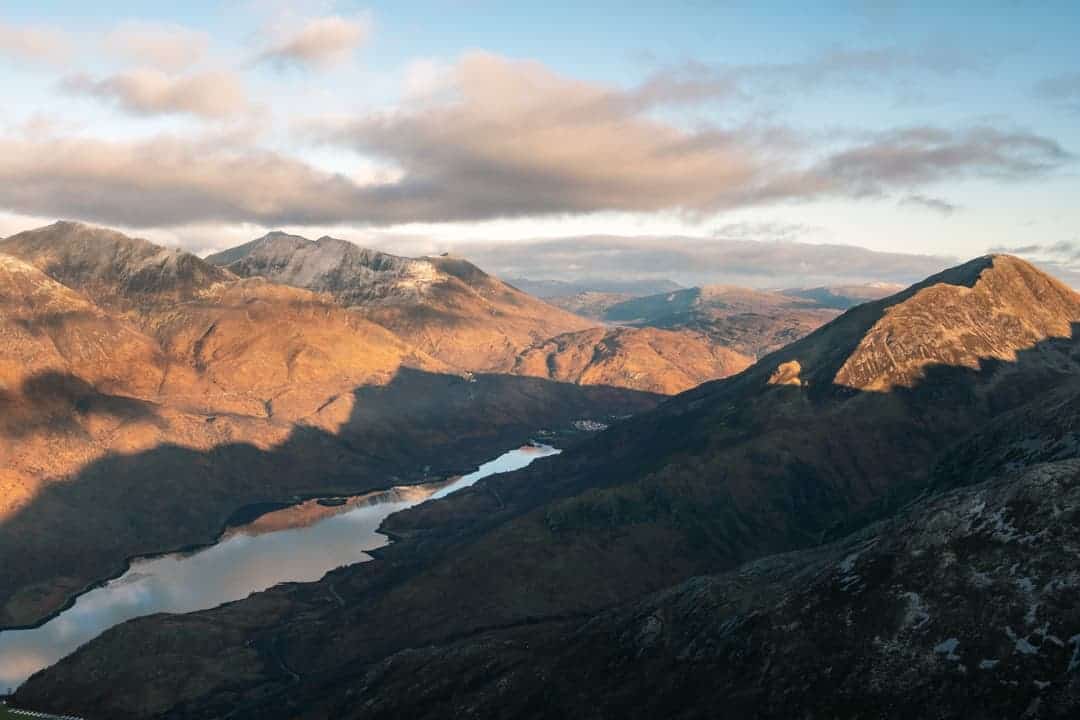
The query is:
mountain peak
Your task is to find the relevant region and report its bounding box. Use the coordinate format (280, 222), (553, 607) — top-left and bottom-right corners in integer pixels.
(0, 222), (231, 306)
(755, 253), (1080, 394)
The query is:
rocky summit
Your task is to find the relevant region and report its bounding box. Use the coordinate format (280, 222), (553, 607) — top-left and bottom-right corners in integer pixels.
(207, 232), (596, 373)
(18, 254), (1080, 719)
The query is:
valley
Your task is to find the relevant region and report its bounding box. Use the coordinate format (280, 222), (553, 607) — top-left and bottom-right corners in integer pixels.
(10, 253), (1080, 718)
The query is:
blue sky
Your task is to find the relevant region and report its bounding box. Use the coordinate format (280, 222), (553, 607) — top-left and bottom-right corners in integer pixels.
(0, 1), (1078, 283)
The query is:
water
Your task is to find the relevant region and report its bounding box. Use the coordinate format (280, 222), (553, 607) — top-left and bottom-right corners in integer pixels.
(0, 444), (560, 691)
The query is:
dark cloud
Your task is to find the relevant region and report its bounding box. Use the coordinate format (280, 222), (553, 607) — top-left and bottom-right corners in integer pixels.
(899, 194), (958, 215)
(819, 127), (1070, 194)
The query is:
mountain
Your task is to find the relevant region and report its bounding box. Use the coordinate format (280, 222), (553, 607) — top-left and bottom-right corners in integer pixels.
(0, 223), (659, 631)
(603, 285), (841, 358)
(331, 458), (1080, 719)
(23, 255), (1080, 718)
(510, 326), (753, 395)
(783, 281), (906, 310)
(0, 221), (232, 311)
(206, 233), (595, 372)
(544, 290), (634, 320)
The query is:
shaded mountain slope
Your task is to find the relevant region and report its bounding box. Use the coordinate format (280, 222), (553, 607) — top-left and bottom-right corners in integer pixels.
(207, 233), (595, 372)
(341, 458), (1080, 720)
(22, 255), (1080, 719)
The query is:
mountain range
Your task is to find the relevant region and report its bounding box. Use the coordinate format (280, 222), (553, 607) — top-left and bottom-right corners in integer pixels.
(13, 251), (1080, 718)
(0, 220), (866, 633)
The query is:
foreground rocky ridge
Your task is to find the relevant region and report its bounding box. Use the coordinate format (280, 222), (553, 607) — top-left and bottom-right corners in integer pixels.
(20, 254), (1080, 718)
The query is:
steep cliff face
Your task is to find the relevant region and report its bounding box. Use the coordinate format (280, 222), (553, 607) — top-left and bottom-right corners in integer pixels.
(208, 233), (596, 372)
(22, 255), (1080, 719)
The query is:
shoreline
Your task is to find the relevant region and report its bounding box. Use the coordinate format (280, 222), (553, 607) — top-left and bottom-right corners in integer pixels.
(0, 435), (568, 635)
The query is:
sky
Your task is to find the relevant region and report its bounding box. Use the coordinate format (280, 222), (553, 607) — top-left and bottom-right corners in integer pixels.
(0, 1), (1078, 287)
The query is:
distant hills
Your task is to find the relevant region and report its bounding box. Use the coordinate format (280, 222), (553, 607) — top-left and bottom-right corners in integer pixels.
(23, 252), (1080, 719)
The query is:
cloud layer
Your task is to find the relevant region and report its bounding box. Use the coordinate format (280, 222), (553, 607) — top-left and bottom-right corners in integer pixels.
(0, 40), (1071, 231)
(443, 232), (958, 289)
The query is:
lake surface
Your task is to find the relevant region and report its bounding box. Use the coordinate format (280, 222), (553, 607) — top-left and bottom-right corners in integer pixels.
(0, 443), (560, 691)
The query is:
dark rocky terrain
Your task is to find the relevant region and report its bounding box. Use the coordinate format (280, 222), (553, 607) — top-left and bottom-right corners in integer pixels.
(18, 254), (1080, 719)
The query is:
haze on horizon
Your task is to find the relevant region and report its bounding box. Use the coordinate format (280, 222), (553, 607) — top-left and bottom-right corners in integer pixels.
(1, 0), (1078, 287)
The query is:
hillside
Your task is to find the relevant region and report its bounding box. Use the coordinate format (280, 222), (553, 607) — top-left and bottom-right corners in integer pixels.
(510, 326), (753, 395)
(206, 233), (595, 372)
(23, 254), (1080, 719)
(603, 285), (841, 357)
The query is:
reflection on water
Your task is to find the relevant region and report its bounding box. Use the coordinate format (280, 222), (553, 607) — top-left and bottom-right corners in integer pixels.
(0, 444), (560, 691)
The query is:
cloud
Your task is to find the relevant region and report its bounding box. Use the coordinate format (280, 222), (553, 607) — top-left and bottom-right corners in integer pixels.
(103, 22), (209, 71)
(0, 22), (70, 65)
(819, 126), (1070, 193)
(0, 132), (372, 226)
(61, 69), (248, 119)
(258, 15), (370, 70)
(899, 194), (957, 215)
(1035, 73), (1080, 113)
(621, 45), (990, 111)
